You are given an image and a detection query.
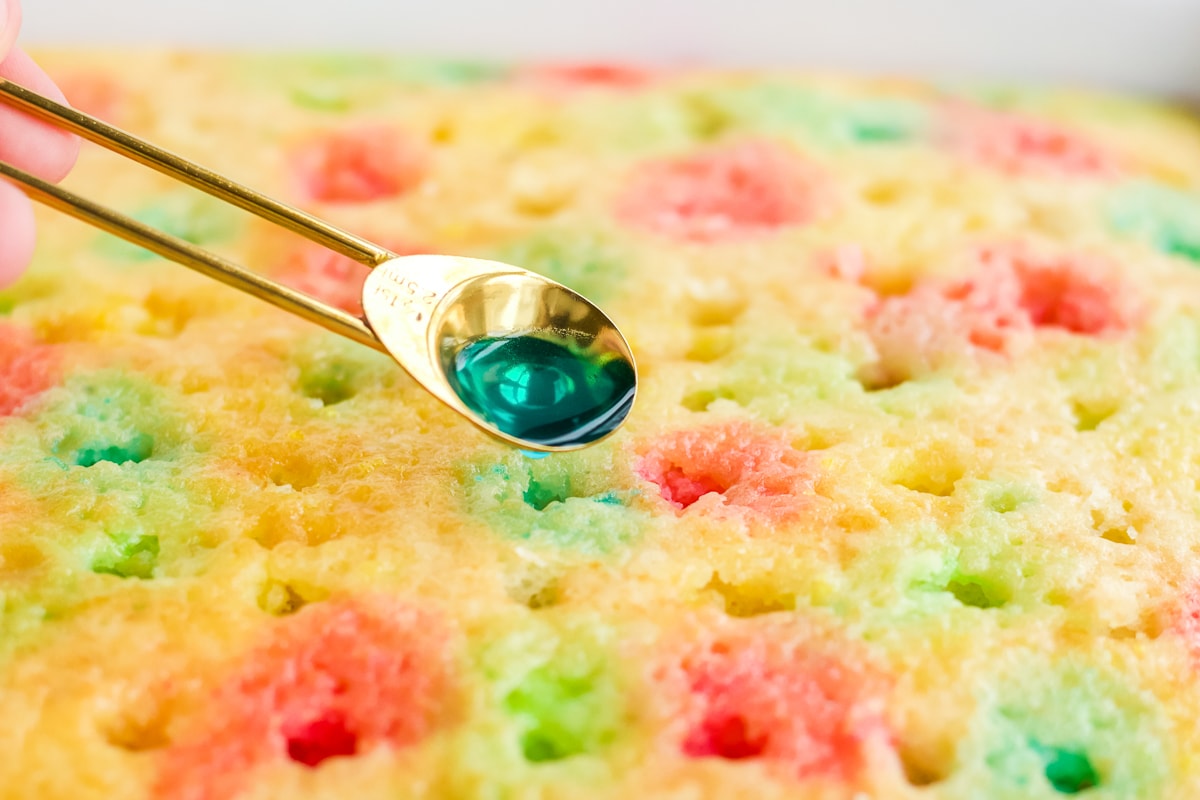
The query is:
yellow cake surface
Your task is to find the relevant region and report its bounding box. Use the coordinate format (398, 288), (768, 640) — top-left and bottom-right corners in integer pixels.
(4, 50), (1200, 800)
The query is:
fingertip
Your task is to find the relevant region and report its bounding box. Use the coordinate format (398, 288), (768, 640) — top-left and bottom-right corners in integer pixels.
(0, 47), (81, 182)
(0, 179), (36, 287)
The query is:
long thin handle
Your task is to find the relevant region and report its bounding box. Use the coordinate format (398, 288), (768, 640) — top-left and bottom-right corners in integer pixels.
(0, 79), (392, 267)
(0, 160), (386, 353)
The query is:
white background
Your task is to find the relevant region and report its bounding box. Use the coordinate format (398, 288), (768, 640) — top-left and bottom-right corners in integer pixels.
(19, 0), (1200, 101)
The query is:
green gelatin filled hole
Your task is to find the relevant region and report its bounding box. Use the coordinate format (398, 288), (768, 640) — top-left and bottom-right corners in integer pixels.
(523, 474), (572, 511)
(446, 332), (635, 448)
(92, 532), (159, 579)
(1032, 743), (1100, 794)
(74, 433), (154, 467)
(504, 664), (620, 762)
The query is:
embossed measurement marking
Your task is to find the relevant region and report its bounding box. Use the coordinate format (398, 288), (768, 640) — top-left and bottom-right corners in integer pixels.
(370, 266), (438, 322)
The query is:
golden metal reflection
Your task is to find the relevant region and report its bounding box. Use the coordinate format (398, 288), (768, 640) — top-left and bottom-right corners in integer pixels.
(0, 79), (637, 451)
(362, 258), (636, 449)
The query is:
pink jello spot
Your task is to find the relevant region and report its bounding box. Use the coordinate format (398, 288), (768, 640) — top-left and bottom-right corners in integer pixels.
(635, 422), (816, 521)
(865, 246), (1140, 381)
(689, 711), (769, 760)
(56, 73), (127, 122)
(659, 467), (726, 509)
(1168, 585), (1200, 666)
(945, 109), (1118, 177)
(293, 126), (426, 203)
(616, 142), (823, 242)
(981, 247), (1139, 335)
(276, 239), (426, 315)
(157, 601), (450, 800)
(0, 324), (59, 417)
(675, 634), (889, 779)
(519, 62), (657, 90)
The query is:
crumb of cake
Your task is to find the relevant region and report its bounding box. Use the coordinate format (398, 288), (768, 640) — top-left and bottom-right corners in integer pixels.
(615, 141), (823, 241)
(635, 422), (816, 521)
(292, 126), (426, 203)
(0, 323), (59, 416)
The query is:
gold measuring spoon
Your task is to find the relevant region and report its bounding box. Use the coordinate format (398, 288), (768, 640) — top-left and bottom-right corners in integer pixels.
(0, 79), (637, 452)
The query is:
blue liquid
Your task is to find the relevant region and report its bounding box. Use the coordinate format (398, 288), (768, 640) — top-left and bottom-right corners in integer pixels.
(446, 332), (635, 447)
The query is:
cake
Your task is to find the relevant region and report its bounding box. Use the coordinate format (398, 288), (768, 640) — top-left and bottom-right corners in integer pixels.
(3, 51), (1200, 799)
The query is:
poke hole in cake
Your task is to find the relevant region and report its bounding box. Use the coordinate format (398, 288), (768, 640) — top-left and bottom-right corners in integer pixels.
(3, 49), (1200, 800)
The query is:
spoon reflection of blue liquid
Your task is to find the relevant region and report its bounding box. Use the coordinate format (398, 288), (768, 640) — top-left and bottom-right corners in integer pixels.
(445, 331), (636, 449)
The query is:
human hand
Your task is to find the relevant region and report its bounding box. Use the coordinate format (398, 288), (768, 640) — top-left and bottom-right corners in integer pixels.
(0, 0), (80, 286)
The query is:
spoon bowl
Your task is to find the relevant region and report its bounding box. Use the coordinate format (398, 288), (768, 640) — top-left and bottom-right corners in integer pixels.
(362, 255), (637, 451)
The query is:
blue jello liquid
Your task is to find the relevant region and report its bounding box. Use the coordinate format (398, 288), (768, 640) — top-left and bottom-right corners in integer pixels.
(445, 331), (635, 447)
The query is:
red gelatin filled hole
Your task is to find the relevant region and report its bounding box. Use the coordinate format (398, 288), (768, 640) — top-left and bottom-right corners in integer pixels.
(156, 602), (450, 800)
(864, 246), (1140, 382)
(686, 713), (769, 761)
(982, 247), (1138, 335)
(672, 635), (891, 779)
(293, 127), (426, 203)
(659, 467), (727, 509)
(636, 422), (816, 521)
(284, 712), (359, 767)
(616, 142), (823, 242)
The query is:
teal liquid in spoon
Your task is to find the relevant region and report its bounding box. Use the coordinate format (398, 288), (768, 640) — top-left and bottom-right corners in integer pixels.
(445, 331), (635, 448)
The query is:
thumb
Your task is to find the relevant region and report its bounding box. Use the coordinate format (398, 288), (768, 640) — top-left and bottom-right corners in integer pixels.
(0, 0), (20, 63)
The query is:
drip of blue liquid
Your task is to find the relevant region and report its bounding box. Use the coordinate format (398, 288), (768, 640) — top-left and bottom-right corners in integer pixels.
(445, 331), (635, 448)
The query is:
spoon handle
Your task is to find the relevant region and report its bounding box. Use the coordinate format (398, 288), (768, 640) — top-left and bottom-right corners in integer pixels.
(0, 159), (386, 353)
(0, 79), (392, 267)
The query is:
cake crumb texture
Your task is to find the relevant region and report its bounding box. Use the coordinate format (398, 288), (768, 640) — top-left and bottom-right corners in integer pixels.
(4, 51), (1200, 799)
